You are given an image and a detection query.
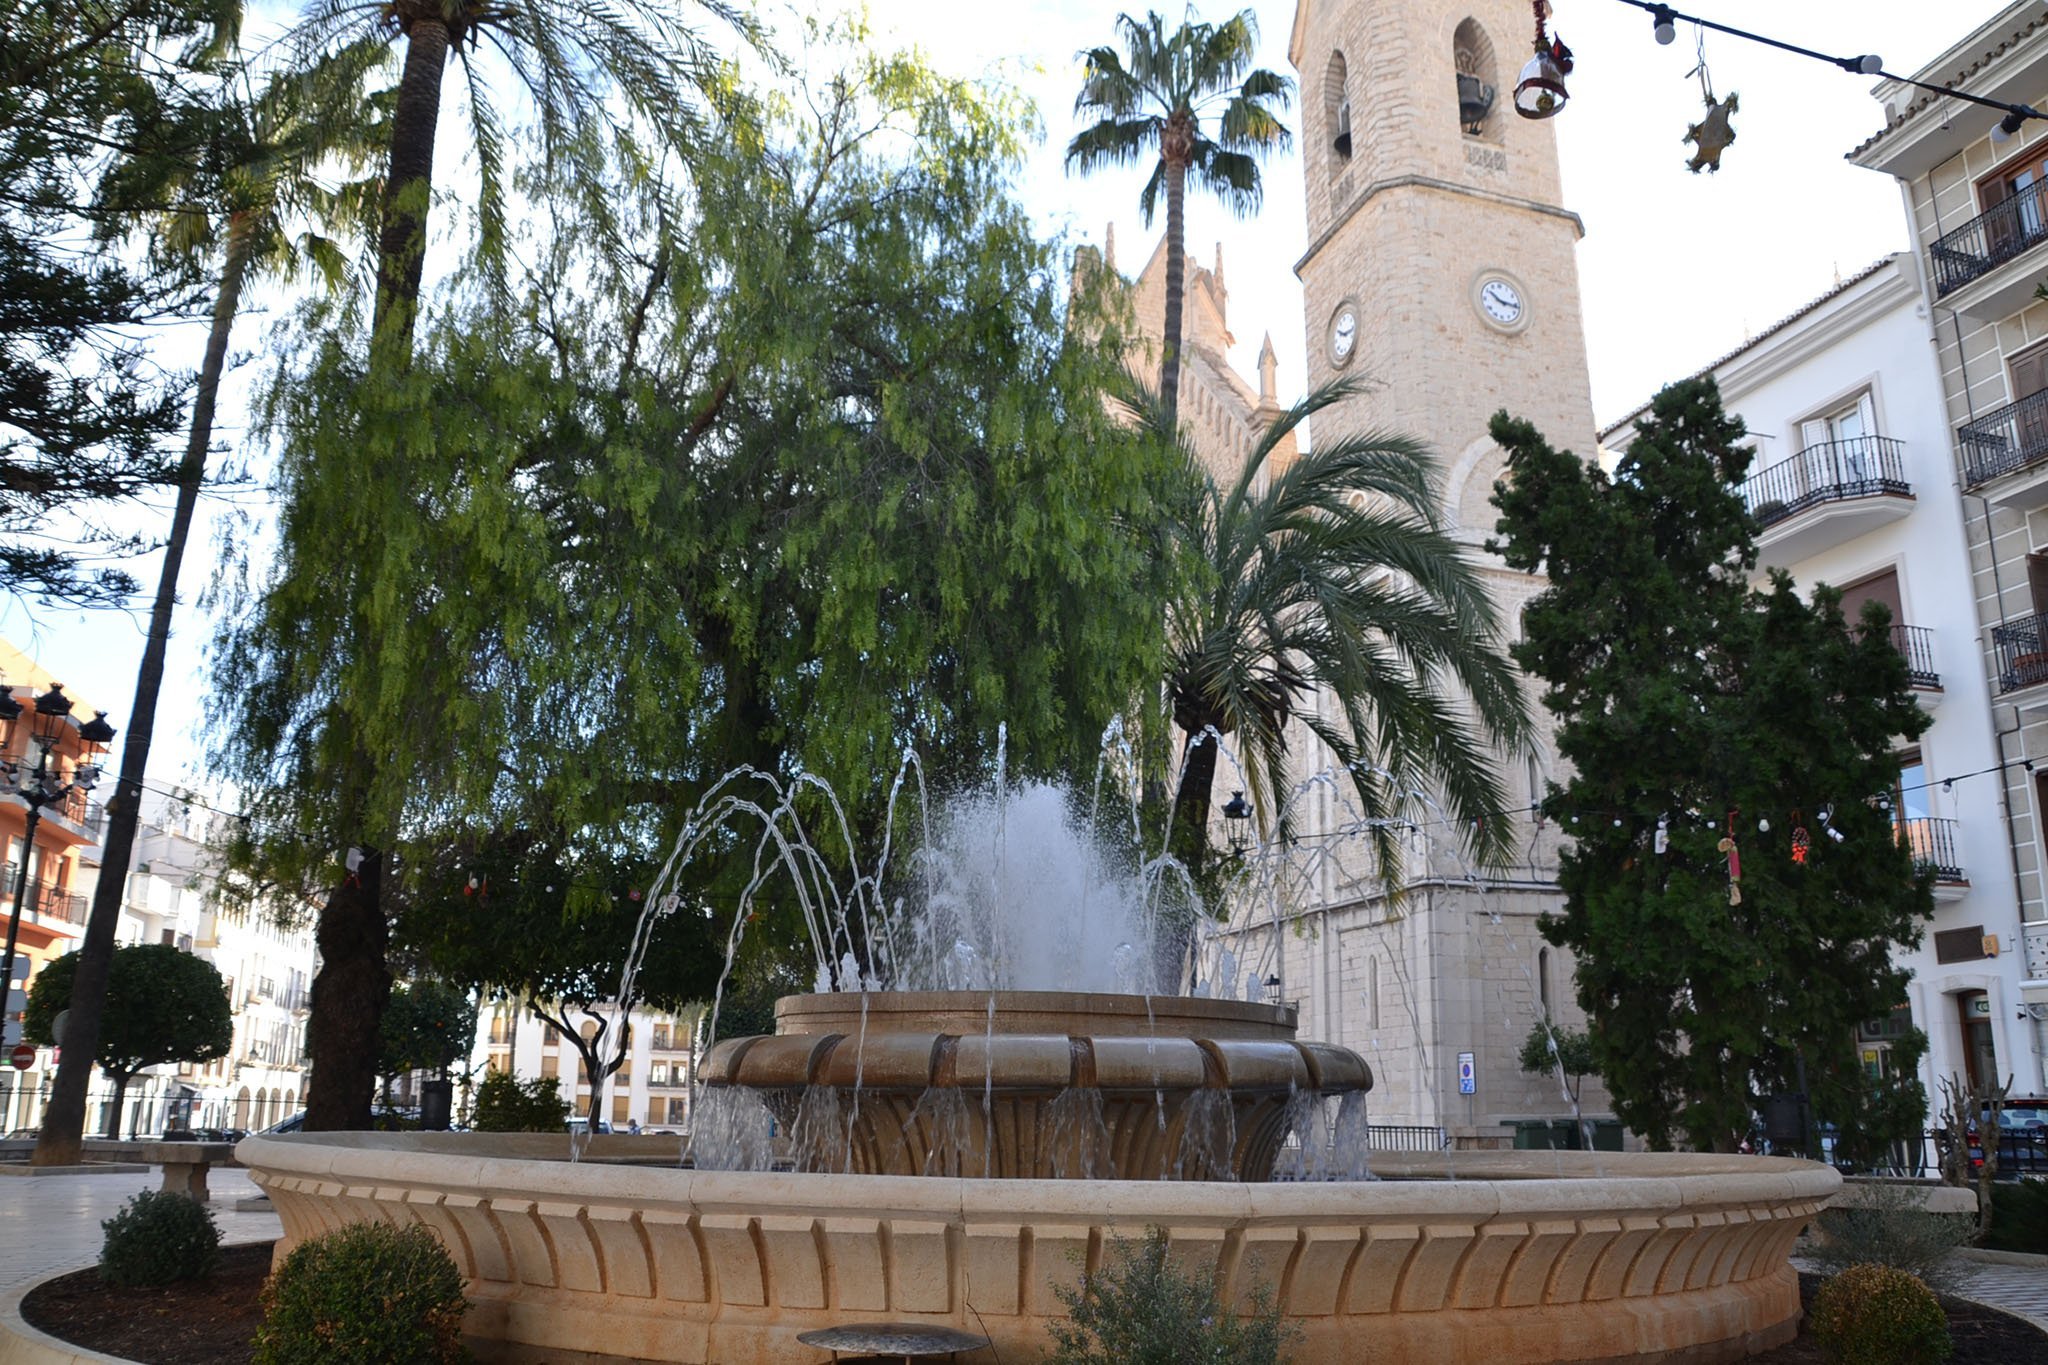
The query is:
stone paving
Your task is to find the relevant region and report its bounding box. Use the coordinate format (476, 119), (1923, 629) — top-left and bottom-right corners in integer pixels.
(1953, 1256), (2048, 1331)
(0, 1166), (279, 1291)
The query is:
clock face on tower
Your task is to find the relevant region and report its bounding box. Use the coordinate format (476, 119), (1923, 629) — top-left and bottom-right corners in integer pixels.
(1474, 274), (1528, 332)
(1328, 302), (1360, 366)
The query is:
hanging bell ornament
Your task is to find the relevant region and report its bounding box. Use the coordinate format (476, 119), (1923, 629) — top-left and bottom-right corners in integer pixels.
(1515, 1), (1573, 119)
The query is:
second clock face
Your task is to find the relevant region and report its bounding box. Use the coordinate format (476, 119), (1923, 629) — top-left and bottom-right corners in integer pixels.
(1478, 276), (1524, 327)
(1329, 305), (1359, 365)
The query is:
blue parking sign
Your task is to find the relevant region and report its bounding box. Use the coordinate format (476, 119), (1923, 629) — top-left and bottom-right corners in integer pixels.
(1457, 1051), (1476, 1095)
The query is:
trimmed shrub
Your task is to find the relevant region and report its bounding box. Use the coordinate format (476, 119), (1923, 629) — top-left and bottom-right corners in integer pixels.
(254, 1221), (469, 1364)
(1808, 1181), (1973, 1294)
(470, 1071), (570, 1133)
(1044, 1228), (1297, 1365)
(99, 1189), (221, 1287)
(1809, 1263), (1952, 1365)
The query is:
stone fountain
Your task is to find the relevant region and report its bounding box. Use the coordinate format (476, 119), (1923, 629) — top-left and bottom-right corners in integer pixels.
(236, 775), (1838, 1363)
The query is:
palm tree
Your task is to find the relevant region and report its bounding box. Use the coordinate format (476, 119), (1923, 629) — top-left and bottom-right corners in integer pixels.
(35, 51), (387, 1168)
(288, 0), (757, 357)
(1066, 9), (1291, 427)
(1153, 378), (1530, 886)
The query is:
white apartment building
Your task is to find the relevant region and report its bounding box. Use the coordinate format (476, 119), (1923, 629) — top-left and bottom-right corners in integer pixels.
(83, 789), (315, 1136)
(1601, 253), (2036, 1101)
(476, 1001), (706, 1132)
(1847, 0), (2048, 1095)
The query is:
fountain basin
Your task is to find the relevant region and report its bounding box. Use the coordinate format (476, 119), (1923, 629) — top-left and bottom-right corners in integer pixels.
(702, 992), (1372, 1180)
(238, 1132), (1836, 1364)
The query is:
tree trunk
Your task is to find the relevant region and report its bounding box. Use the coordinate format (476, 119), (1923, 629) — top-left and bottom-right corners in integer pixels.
(34, 224), (257, 1168)
(1169, 724), (1221, 884)
(1159, 152), (1189, 428)
(304, 848), (392, 1131)
(373, 17), (451, 358)
(103, 1072), (130, 1139)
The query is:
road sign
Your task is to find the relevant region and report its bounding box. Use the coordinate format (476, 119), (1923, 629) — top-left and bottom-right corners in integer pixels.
(1457, 1051), (1476, 1096)
(9, 1043), (34, 1071)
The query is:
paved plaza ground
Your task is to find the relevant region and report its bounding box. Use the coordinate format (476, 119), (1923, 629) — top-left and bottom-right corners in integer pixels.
(0, 1167), (2040, 1354)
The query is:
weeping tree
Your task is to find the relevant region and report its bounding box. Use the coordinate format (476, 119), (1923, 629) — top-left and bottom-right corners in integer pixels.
(213, 39), (1188, 1128)
(1066, 8), (1292, 427)
(38, 46), (386, 1169)
(212, 0), (756, 1133)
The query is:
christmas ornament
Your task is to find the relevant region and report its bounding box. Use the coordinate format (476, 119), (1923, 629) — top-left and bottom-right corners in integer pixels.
(1757, 817), (1770, 832)
(1654, 815), (1669, 854)
(1718, 811), (1742, 905)
(1683, 35), (1738, 173)
(1790, 823), (1811, 865)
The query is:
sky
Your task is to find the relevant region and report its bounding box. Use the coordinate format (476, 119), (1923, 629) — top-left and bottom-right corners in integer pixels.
(0, 0), (2018, 796)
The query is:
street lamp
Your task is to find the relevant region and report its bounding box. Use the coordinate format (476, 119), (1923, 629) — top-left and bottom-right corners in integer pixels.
(0, 683), (116, 1044)
(1222, 790), (1253, 857)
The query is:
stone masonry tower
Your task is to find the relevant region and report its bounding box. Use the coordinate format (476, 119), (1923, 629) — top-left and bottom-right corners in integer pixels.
(1213, 1), (1612, 1144)
(1291, 0), (1596, 525)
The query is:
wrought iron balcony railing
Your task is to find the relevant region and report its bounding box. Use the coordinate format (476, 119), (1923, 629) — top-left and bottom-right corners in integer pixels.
(1898, 817), (1964, 883)
(1930, 179), (2048, 295)
(0, 868), (87, 926)
(1992, 610), (2048, 692)
(1892, 624), (1939, 689)
(1742, 436), (1909, 527)
(1958, 388), (2048, 488)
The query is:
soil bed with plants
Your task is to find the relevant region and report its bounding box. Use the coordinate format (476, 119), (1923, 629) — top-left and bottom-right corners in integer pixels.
(18, 1251), (2048, 1365)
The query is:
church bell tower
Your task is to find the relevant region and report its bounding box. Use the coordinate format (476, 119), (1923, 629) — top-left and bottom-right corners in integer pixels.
(1290, 0), (1597, 535)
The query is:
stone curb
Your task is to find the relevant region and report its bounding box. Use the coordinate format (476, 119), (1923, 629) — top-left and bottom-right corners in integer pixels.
(0, 1167), (148, 1180)
(0, 1239), (276, 1365)
(0, 1264), (132, 1365)
(1959, 1247), (2048, 1268)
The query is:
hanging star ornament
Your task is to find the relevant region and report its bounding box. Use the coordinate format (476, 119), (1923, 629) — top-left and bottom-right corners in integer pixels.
(1685, 91), (1739, 173)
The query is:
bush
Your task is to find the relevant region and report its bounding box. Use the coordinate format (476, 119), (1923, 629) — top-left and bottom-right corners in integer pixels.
(469, 1072), (569, 1132)
(1043, 1228), (1297, 1365)
(254, 1221), (469, 1364)
(1982, 1177), (2048, 1254)
(99, 1189), (221, 1287)
(1808, 1182), (1973, 1295)
(1809, 1263), (1952, 1365)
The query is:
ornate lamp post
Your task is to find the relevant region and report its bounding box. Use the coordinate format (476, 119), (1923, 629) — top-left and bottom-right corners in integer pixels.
(0, 684), (116, 1041)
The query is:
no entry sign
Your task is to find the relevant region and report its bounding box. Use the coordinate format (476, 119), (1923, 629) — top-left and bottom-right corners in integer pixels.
(8, 1043), (33, 1070)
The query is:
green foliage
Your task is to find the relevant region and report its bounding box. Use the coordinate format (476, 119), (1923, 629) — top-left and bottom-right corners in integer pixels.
(470, 1073), (570, 1132)
(1809, 1264), (1951, 1365)
(99, 1190), (221, 1288)
(1517, 1021), (1598, 1106)
(25, 945), (232, 1083)
(1982, 1178), (2048, 1254)
(1149, 376), (1527, 886)
(1809, 1183), (1974, 1295)
(0, 0), (235, 605)
(1489, 378), (1933, 1155)
(1044, 1229), (1296, 1365)
(254, 1222), (469, 1365)
(377, 980), (479, 1078)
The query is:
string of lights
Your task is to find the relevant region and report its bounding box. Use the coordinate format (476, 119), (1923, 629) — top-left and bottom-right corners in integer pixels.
(1517, 0), (2047, 139)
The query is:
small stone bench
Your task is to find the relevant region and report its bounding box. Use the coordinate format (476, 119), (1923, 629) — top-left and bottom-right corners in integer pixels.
(0, 1138), (239, 1201)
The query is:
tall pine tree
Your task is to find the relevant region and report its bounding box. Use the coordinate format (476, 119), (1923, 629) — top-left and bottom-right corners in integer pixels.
(1489, 378), (1931, 1158)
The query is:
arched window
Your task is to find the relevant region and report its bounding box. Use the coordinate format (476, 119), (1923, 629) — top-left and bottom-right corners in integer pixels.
(1537, 947), (1552, 1015)
(1453, 20), (1499, 137)
(1325, 51), (1352, 167)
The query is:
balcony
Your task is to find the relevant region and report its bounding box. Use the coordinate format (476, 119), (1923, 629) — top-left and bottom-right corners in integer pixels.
(2024, 923), (2047, 1005)
(1957, 389), (2048, 496)
(1741, 437), (1913, 563)
(1898, 818), (1966, 899)
(1929, 181), (2048, 319)
(0, 868), (88, 928)
(1892, 624), (1942, 701)
(1990, 611), (2048, 693)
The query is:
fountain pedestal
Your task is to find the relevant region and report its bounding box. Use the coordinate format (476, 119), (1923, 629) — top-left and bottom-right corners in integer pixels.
(700, 991), (1371, 1180)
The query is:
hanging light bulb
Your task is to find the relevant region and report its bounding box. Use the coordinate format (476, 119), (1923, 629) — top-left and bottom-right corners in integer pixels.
(1650, 5), (1677, 45)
